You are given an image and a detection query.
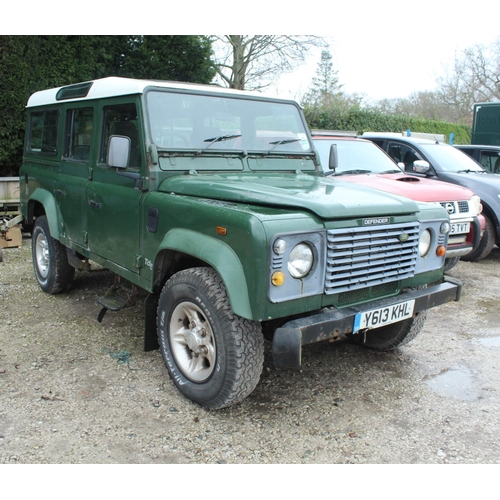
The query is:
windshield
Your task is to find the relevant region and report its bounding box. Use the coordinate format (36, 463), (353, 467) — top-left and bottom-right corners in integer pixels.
(314, 138), (402, 174)
(419, 143), (485, 173)
(145, 90), (312, 155)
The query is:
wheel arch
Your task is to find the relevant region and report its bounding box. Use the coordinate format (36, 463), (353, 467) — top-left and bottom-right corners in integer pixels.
(154, 229), (254, 320)
(27, 188), (60, 240)
(480, 201), (500, 238)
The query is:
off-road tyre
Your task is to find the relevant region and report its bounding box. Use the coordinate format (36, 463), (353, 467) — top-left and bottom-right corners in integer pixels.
(462, 215), (495, 262)
(350, 310), (428, 352)
(157, 267), (264, 410)
(32, 216), (75, 294)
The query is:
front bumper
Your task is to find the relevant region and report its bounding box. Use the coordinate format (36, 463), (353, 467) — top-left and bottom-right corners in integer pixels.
(446, 215), (482, 258)
(272, 276), (461, 369)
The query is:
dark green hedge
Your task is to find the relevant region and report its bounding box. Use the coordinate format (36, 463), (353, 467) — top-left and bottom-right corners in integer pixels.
(303, 106), (472, 144)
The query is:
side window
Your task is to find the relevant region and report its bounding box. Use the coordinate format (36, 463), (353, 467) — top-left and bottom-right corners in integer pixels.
(388, 143), (420, 172)
(387, 144), (404, 163)
(27, 109), (59, 155)
(64, 108), (93, 162)
(480, 151), (500, 173)
(100, 103), (140, 169)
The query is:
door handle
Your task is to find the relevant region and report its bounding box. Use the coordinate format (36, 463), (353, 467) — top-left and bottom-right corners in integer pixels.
(88, 199), (102, 209)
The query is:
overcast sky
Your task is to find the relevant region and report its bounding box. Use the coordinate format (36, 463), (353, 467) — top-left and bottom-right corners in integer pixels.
(268, 2), (499, 102)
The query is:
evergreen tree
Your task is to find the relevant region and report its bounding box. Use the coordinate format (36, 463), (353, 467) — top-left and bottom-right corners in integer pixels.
(302, 50), (343, 106)
(0, 35), (215, 176)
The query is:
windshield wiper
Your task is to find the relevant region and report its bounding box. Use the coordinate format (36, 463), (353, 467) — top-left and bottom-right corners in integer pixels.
(456, 169), (487, 173)
(197, 134), (242, 155)
(266, 138), (300, 155)
(327, 169), (372, 176)
(380, 169), (403, 174)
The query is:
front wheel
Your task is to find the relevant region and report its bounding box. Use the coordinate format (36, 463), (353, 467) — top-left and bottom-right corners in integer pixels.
(32, 216), (74, 294)
(350, 311), (427, 351)
(444, 256), (460, 272)
(157, 267), (264, 409)
(462, 215), (495, 262)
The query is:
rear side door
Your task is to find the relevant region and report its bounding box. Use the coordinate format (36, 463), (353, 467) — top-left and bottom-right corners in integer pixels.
(56, 105), (95, 249)
(86, 100), (144, 273)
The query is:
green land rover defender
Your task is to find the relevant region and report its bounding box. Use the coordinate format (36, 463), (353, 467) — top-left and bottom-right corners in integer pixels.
(20, 77), (461, 409)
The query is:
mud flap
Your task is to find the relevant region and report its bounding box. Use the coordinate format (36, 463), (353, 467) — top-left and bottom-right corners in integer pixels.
(144, 292), (160, 351)
(272, 327), (302, 370)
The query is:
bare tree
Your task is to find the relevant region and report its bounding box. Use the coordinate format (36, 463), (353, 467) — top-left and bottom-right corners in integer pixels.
(372, 91), (462, 123)
(436, 37), (500, 123)
(210, 35), (328, 91)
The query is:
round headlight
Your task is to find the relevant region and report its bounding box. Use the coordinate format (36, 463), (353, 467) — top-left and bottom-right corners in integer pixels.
(273, 238), (287, 255)
(287, 243), (313, 278)
(440, 221), (451, 234)
(419, 229), (432, 257)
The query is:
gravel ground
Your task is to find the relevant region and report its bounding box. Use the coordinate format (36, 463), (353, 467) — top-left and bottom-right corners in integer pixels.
(1, 236), (500, 465)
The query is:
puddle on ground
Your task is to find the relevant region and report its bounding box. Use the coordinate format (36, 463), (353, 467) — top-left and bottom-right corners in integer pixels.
(477, 336), (500, 348)
(468, 323), (500, 345)
(424, 366), (480, 401)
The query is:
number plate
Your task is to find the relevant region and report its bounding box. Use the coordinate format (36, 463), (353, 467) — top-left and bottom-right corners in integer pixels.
(353, 300), (415, 333)
(450, 222), (470, 234)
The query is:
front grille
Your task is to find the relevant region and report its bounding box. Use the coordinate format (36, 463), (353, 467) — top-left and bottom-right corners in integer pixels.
(440, 201), (470, 214)
(337, 281), (400, 305)
(325, 222), (419, 295)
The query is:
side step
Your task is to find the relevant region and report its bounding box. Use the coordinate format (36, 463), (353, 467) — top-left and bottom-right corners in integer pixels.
(97, 276), (138, 323)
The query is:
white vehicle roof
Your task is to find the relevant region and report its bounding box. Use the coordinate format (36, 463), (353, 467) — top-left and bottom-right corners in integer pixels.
(362, 132), (445, 145)
(26, 76), (276, 108)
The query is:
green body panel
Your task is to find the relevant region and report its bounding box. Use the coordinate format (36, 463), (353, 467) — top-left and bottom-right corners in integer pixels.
(158, 172), (420, 219)
(24, 186), (60, 238)
(86, 165), (143, 273)
(158, 228), (253, 319)
(21, 154), (450, 323)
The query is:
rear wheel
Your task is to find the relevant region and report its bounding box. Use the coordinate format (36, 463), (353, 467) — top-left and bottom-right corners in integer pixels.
(32, 216), (74, 294)
(157, 267), (264, 409)
(350, 311), (427, 351)
(462, 215), (495, 262)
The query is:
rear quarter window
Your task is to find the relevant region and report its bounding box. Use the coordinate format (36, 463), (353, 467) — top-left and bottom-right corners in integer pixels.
(27, 109), (60, 155)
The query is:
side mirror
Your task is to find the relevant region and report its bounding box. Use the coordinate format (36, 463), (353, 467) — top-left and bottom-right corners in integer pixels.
(107, 135), (130, 169)
(413, 160), (430, 174)
(328, 144), (338, 171)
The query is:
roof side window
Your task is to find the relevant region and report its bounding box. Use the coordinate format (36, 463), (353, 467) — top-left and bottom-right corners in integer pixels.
(27, 109), (59, 155)
(63, 108), (93, 162)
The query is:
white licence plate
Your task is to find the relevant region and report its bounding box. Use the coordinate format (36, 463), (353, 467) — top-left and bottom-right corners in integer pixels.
(450, 222), (470, 234)
(353, 299), (415, 333)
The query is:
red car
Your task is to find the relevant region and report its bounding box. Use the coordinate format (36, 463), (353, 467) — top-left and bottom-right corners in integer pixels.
(312, 131), (485, 271)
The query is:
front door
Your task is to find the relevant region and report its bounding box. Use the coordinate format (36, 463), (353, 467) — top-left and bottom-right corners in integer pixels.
(86, 101), (144, 274)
